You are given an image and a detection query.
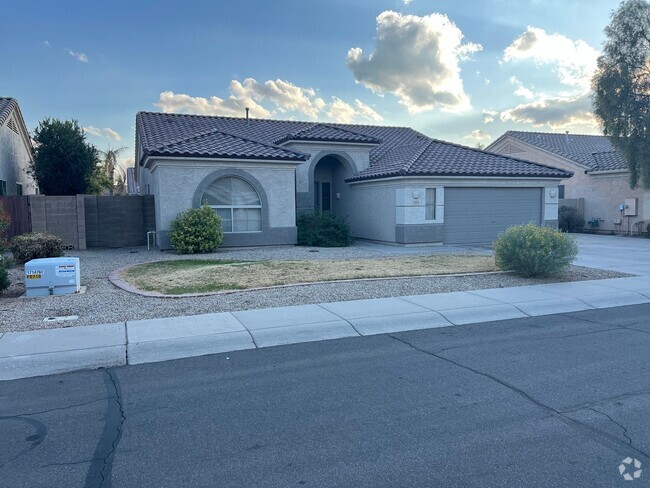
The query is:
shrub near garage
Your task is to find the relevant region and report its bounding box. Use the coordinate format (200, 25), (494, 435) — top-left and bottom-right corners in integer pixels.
(169, 205), (224, 254)
(559, 206), (585, 233)
(493, 223), (578, 277)
(11, 232), (64, 264)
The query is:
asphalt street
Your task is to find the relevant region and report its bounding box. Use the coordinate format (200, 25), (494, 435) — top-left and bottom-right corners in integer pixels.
(1, 304), (650, 488)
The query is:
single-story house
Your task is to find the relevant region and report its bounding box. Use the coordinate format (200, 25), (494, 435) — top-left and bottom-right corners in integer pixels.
(487, 131), (648, 234)
(135, 112), (572, 248)
(0, 97), (37, 196)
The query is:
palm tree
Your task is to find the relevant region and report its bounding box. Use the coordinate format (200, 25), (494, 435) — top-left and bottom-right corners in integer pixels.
(98, 146), (127, 196)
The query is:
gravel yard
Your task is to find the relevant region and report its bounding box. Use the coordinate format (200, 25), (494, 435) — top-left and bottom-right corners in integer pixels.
(0, 243), (628, 332)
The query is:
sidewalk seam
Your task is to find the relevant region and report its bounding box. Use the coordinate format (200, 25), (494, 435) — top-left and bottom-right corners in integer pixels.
(316, 305), (362, 337)
(124, 321), (130, 365)
(230, 313), (258, 348)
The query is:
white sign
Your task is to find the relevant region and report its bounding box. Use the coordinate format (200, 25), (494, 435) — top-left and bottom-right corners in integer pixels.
(56, 265), (76, 276)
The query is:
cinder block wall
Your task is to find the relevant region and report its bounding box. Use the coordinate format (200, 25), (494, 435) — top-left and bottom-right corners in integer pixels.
(29, 195), (156, 249)
(30, 195), (82, 249)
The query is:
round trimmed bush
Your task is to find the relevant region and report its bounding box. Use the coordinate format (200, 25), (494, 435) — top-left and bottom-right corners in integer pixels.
(11, 232), (64, 264)
(493, 223), (578, 277)
(169, 205), (223, 254)
(297, 212), (353, 247)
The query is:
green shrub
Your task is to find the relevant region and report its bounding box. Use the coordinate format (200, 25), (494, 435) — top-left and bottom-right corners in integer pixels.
(11, 232), (64, 264)
(558, 205), (585, 233)
(0, 201), (10, 253)
(297, 212), (353, 247)
(0, 256), (10, 293)
(169, 205), (223, 254)
(493, 223), (578, 277)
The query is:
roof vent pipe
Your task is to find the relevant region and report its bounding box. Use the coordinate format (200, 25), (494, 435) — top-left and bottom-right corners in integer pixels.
(565, 130), (570, 143)
(245, 107), (250, 124)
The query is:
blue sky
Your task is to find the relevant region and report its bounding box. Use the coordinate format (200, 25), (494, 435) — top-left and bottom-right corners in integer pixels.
(1, 0), (621, 167)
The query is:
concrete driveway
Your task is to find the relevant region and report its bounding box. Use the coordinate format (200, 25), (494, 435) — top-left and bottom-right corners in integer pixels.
(573, 234), (650, 275)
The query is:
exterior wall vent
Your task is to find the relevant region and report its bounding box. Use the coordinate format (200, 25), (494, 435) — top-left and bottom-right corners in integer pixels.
(7, 116), (19, 135)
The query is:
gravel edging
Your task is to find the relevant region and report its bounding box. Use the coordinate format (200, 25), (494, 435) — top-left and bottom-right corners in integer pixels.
(0, 245), (631, 333)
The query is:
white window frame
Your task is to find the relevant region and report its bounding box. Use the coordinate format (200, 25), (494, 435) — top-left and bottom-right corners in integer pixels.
(205, 177), (263, 234)
(212, 204), (262, 234)
(425, 188), (437, 221)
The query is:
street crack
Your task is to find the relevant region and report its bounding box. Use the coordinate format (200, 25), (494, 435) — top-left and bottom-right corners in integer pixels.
(388, 333), (650, 461)
(84, 369), (125, 488)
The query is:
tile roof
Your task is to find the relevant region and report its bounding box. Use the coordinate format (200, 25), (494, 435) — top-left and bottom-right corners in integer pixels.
(273, 123), (381, 145)
(502, 131), (628, 172)
(137, 112), (572, 180)
(0, 98), (18, 126)
(139, 121), (309, 162)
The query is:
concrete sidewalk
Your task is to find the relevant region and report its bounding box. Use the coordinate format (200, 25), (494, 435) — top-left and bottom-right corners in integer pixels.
(3, 271), (650, 381)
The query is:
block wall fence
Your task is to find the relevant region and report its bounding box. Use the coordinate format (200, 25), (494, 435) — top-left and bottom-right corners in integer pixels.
(29, 195), (155, 249)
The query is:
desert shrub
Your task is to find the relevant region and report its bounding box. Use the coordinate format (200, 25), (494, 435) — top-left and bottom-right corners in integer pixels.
(11, 232), (64, 264)
(169, 205), (223, 254)
(0, 201), (10, 252)
(0, 256), (10, 292)
(493, 223), (578, 277)
(558, 205), (585, 233)
(297, 212), (353, 247)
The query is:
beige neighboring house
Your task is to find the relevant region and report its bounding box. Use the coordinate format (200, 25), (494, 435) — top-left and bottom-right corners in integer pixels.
(487, 131), (648, 235)
(0, 97), (37, 196)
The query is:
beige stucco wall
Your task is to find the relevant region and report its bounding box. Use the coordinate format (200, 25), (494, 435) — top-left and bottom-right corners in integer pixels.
(488, 136), (648, 233)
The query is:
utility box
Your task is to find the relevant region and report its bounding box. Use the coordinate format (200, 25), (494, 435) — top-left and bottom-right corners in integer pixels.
(624, 198), (638, 216)
(24, 257), (81, 297)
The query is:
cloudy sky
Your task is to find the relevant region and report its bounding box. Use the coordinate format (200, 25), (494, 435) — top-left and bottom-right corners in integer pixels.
(1, 0), (620, 167)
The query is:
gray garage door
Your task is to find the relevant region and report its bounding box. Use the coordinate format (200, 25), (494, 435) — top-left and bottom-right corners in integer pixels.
(444, 187), (542, 245)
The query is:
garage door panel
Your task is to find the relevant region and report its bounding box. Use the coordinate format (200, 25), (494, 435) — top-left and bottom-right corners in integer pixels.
(444, 188), (542, 245)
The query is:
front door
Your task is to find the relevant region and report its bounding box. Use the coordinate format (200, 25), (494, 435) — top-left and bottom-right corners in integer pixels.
(314, 181), (331, 212)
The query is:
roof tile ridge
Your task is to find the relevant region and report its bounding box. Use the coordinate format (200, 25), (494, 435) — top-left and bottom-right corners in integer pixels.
(399, 138), (434, 175)
(314, 123), (382, 142)
(155, 125), (309, 158)
(0, 98), (18, 125)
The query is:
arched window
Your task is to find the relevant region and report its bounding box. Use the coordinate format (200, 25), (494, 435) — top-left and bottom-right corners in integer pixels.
(202, 177), (262, 233)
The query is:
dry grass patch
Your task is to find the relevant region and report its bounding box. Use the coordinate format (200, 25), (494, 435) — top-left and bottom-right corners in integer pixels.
(122, 255), (498, 295)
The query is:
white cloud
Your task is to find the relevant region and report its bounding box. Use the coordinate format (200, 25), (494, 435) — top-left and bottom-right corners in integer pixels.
(155, 88), (270, 118)
(43, 40), (51, 48)
(327, 98), (383, 123)
(155, 78), (384, 124)
(464, 129), (492, 142)
(482, 109), (498, 124)
(346, 11), (482, 113)
(499, 94), (598, 130)
(83, 126), (122, 141)
(509, 76), (535, 99)
(503, 26), (598, 91)
(68, 50), (88, 63)
(499, 27), (601, 131)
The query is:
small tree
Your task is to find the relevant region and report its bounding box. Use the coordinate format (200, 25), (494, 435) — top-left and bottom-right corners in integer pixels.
(592, 0), (650, 188)
(97, 146), (128, 196)
(31, 118), (100, 195)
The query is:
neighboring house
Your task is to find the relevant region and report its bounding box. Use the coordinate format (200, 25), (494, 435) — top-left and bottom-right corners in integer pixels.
(135, 112), (571, 248)
(0, 98), (37, 196)
(488, 131), (647, 235)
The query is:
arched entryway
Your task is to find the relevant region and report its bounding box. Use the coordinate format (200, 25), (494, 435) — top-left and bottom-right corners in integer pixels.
(312, 154), (352, 215)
